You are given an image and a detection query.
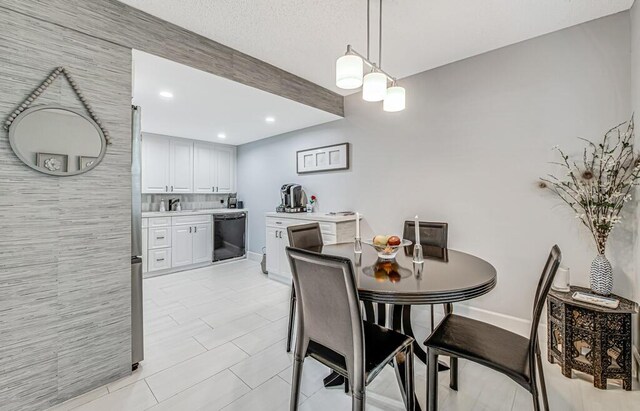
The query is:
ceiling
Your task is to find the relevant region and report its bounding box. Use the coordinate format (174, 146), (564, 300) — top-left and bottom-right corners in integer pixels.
(132, 50), (341, 145)
(120, 0), (633, 96)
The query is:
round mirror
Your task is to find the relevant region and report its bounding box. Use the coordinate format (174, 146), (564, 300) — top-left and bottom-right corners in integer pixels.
(8, 105), (106, 176)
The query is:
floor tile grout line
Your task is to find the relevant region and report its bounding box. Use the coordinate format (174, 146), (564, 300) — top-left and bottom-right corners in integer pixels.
(143, 378), (160, 407)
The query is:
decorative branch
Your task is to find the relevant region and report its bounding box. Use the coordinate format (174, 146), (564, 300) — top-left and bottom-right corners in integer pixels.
(539, 116), (638, 255)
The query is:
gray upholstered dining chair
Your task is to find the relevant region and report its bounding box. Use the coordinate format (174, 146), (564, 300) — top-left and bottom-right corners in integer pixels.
(286, 246), (416, 411)
(425, 245), (561, 411)
(286, 223), (324, 353)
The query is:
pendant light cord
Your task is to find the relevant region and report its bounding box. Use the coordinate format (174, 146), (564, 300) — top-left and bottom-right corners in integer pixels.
(379, 0), (382, 68)
(366, 0), (370, 60)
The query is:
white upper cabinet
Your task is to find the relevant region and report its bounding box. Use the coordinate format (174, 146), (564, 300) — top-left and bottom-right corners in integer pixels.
(142, 134), (170, 193)
(193, 142), (214, 193)
(192, 142), (236, 194)
(142, 134), (235, 194)
(215, 145), (235, 193)
(169, 138), (194, 193)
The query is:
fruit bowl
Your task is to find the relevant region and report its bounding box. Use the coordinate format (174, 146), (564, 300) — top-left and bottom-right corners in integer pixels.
(363, 237), (412, 259)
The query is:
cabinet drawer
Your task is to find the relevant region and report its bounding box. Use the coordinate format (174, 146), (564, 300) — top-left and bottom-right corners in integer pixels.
(149, 217), (171, 227)
(148, 248), (172, 271)
(172, 214), (212, 226)
(266, 217), (310, 228)
(149, 227), (172, 249)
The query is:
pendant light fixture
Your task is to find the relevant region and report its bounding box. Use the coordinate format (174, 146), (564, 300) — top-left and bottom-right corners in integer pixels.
(335, 0), (405, 112)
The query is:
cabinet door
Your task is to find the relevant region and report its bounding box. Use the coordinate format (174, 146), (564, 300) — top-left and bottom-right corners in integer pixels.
(265, 227), (280, 273)
(193, 142), (214, 193)
(278, 230), (292, 281)
(142, 228), (148, 273)
(148, 227), (172, 249)
(172, 225), (193, 267)
(192, 223), (213, 264)
(214, 145), (235, 193)
(141, 134), (170, 193)
(169, 138), (194, 193)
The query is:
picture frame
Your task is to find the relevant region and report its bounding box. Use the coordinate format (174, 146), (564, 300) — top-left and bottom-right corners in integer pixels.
(79, 156), (98, 170)
(296, 143), (349, 174)
(36, 152), (68, 173)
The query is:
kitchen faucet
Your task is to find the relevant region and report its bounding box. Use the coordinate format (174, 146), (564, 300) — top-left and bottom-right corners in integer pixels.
(168, 198), (180, 211)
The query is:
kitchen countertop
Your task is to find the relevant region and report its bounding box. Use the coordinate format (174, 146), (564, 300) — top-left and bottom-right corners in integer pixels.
(143, 208), (248, 218)
(265, 211), (361, 223)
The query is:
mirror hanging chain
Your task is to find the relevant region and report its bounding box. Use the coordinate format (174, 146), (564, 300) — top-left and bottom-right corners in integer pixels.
(3, 66), (111, 145)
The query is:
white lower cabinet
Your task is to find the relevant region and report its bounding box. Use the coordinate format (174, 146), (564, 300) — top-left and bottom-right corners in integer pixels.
(172, 225), (194, 267)
(192, 223), (213, 264)
(145, 214), (213, 274)
(149, 248), (172, 271)
(265, 214), (358, 284)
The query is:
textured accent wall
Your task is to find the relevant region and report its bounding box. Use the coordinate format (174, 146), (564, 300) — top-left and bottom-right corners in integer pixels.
(0, 8), (132, 411)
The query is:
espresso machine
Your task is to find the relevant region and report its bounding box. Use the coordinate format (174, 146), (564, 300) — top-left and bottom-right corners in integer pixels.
(276, 183), (306, 213)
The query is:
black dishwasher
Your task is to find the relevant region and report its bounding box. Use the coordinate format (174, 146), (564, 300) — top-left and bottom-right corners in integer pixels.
(213, 213), (246, 262)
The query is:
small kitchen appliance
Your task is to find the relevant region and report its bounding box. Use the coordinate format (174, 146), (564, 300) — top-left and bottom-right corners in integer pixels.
(276, 183), (306, 213)
(227, 193), (238, 209)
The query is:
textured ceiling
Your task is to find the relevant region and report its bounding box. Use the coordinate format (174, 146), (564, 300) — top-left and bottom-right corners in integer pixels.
(132, 50), (340, 145)
(118, 0), (633, 95)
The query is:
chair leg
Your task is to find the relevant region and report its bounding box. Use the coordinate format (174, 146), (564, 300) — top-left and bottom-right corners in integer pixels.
(290, 358), (304, 411)
(404, 345), (415, 411)
(427, 349), (439, 411)
(449, 356), (458, 391)
(530, 361), (541, 411)
(286, 290), (296, 353)
(344, 377), (350, 393)
(536, 349), (549, 411)
(430, 304), (435, 333)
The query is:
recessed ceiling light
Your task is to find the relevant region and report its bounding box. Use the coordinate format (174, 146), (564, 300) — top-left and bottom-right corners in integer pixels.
(159, 91), (174, 99)
(265, 116), (275, 123)
(217, 133), (226, 139)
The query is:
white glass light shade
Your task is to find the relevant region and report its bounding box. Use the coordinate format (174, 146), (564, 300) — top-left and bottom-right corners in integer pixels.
(336, 55), (364, 89)
(383, 86), (406, 112)
(362, 72), (387, 102)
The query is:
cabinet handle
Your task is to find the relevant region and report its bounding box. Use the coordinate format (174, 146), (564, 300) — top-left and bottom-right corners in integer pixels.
(212, 186), (215, 192)
(156, 236), (165, 240)
(157, 258), (165, 262)
(189, 227), (192, 233)
(194, 226), (198, 233)
(165, 185), (168, 192)
(171, 186), (174, 192)
(275, 230), (278, 238)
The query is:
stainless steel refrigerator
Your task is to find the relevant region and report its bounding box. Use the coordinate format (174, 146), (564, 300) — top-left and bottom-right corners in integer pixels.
(131, 105), (144, 369)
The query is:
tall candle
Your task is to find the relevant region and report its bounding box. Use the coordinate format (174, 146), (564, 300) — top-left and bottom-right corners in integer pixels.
(355, 212), (360, 238)
(414, 215), (420, 244)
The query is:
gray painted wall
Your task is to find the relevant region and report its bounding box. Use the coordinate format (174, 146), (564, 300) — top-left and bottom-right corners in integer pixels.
(631, 0), (640, 358)
(0, 8), (132, 411)
(238, 12), (634, 322)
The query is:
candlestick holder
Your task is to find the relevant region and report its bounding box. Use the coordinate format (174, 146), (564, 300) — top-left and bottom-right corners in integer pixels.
(413, 243), (424, 263)
(354, 237), (362, 254)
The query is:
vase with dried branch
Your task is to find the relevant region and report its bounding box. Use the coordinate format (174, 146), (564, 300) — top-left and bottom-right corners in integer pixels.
(540, 116), (639, 295)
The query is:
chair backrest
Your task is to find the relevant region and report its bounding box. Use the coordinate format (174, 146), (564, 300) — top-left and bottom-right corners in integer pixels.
(285, 246), (365, 384)
(287, 223), (324, 250)
(403, 221), (448, 248)
(528, 245), (562, 355)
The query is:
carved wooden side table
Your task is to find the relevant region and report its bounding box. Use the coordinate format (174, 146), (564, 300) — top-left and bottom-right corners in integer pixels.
(547, 286), (638, 390)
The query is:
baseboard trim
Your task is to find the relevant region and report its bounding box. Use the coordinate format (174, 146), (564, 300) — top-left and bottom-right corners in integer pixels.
(247, 251), (262, 262)
(453, 304), (532, 337)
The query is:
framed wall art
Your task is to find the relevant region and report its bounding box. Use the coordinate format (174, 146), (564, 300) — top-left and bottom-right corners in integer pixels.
(296, 143), (349, 174)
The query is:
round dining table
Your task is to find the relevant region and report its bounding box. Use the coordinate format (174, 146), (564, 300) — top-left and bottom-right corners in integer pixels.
(315, 242), (497, 411)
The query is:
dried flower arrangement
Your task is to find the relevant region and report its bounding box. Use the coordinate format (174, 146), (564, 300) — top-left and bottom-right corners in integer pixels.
(539, 116), (639, 294)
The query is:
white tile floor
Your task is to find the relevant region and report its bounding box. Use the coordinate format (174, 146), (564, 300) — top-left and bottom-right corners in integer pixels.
(49, 259), (639, 411)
